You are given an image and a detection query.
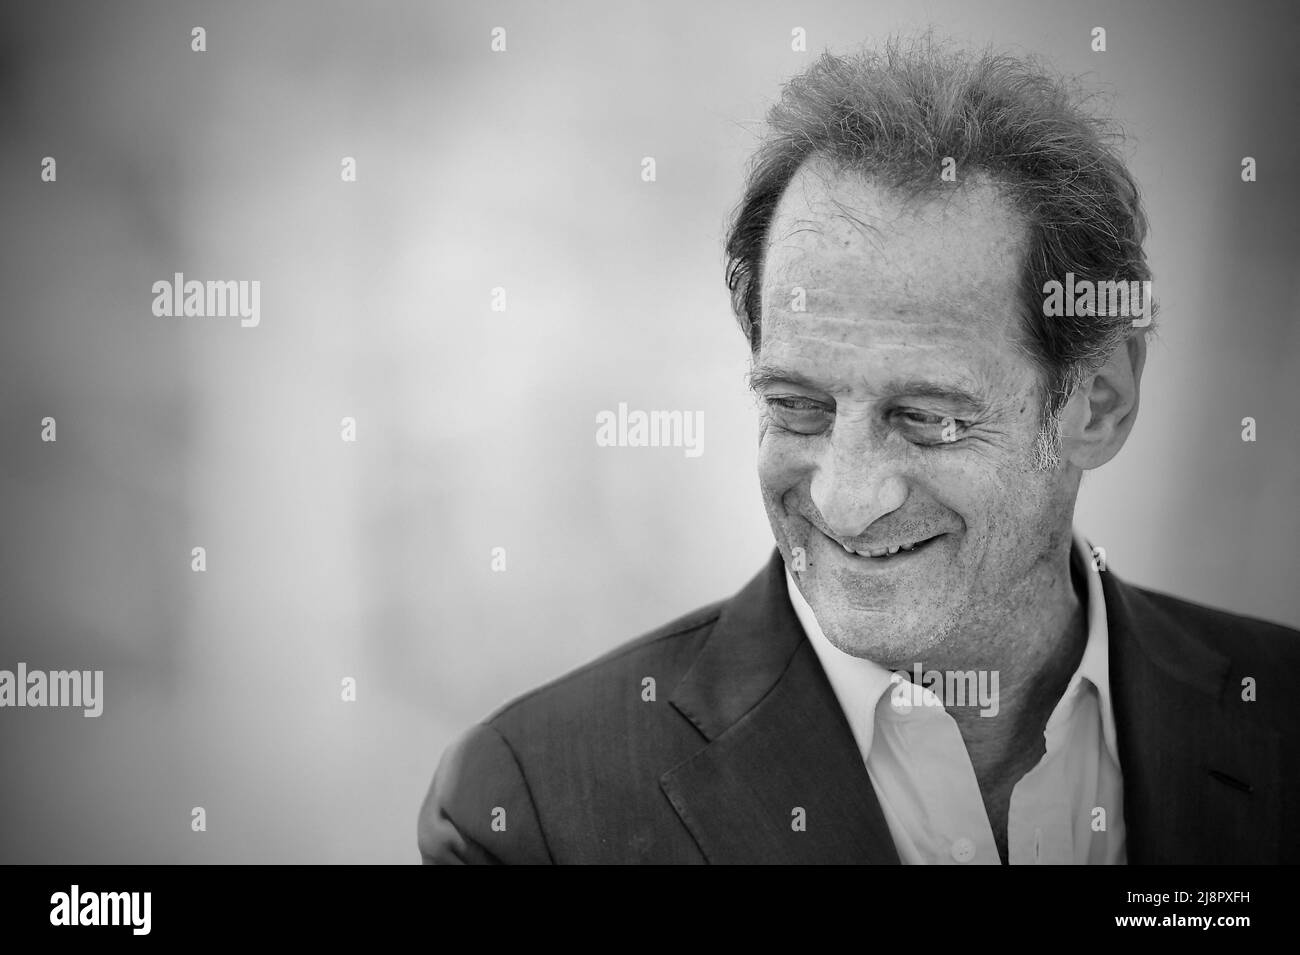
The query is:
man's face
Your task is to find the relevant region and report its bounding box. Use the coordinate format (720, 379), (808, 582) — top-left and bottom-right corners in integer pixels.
(755, 160), (1079, 665)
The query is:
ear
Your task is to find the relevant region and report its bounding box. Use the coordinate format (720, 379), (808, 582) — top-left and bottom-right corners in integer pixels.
(1060, 333), (1147, 470)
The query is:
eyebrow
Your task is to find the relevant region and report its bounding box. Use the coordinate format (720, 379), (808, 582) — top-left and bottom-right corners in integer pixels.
(747, 364), (989, 411)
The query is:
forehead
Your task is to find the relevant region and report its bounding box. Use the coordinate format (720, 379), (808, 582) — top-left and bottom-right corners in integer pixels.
(758, 159), (1030, 376)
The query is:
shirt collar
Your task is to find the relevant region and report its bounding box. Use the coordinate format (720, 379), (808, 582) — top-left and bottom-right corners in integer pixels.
(1069, 529), (1119, 762)
(786, 563), (897, 760)
(785, 528), (1119, 763)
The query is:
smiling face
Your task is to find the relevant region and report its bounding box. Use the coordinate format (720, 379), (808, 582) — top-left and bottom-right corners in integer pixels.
(755, 159), (1082, 666)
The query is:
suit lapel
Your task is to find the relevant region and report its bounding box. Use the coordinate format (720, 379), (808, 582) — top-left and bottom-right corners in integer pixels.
(660, 548), (1281, 864)
(1103, 569), (1281, 863)
(661, 551), (900, 864)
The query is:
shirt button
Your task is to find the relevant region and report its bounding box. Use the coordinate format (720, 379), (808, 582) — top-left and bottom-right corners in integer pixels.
(950, 838), (976, 863)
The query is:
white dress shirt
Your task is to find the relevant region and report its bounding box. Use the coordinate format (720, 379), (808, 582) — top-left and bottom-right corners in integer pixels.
(787, 530), (1126, 864)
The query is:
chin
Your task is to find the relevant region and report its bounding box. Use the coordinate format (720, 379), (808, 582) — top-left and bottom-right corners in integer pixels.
(819, 613), (939, 666)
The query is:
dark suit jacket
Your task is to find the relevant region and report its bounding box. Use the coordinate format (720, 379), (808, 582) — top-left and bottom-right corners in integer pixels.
(418, 548), (1300, 863)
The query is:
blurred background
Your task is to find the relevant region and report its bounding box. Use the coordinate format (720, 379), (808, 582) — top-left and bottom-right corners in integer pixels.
(1, 0), (1296, 863)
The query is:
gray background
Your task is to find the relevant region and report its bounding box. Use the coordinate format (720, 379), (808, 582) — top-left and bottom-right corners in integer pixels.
(1, 0), (1297, 862)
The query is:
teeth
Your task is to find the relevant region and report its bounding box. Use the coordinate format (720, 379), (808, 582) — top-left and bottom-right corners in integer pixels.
(841, 539), (929, 558)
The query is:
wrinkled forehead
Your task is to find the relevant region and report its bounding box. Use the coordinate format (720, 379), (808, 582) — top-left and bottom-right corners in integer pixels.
(759, 159), (1030, 347)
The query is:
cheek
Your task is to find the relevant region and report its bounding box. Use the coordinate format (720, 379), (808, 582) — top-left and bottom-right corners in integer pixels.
(757, 430), (810, 496)
(955, 470), (1060, 549)
(910, 456), (1036, 541)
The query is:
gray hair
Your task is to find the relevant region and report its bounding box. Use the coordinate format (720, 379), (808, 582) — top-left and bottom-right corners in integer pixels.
(724, 36), (1155, 458)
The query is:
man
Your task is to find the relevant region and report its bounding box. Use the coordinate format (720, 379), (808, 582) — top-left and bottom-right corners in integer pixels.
(419, 40), (1300, 864)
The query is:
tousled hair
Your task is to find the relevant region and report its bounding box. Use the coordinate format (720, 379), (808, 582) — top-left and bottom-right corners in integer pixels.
(724, 36), (1154, 433)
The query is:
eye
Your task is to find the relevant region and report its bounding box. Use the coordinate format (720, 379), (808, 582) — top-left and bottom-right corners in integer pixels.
(763, 395), (831, 434)
(898, 411), (946, 426)
(893, 409), (968, 444)
(768, 396), (825, 412)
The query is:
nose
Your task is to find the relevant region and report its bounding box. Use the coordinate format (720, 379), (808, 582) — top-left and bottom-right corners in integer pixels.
(809, 421), (909, 540)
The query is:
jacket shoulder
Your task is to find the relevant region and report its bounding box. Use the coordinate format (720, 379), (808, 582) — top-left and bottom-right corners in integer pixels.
(485, 596), (726, 731)
(417, 721), (554, 864)
(431, 596), (730, 863)
(1126, 580), (1300, 660)
(1117, 576), (1300, 734)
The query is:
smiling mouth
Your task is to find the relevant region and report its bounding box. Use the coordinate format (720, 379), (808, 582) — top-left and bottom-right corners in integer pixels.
(831, 533), (944, 560)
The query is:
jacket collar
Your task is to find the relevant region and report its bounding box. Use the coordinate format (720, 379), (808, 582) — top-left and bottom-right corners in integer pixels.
(662, 550), (900, 864)
(661, 547), (1281, 864)
(1101, 566), (1281, 863)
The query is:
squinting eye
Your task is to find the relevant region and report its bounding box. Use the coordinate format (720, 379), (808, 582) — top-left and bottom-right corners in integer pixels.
(768, 396), (825, 412)
(899, 411), (946, 425)
(763, 395), (832, 434)
(893, 410), (968, 444)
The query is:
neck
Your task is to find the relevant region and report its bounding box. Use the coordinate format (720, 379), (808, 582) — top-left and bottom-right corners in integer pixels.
(935, 537), (1088, 762)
